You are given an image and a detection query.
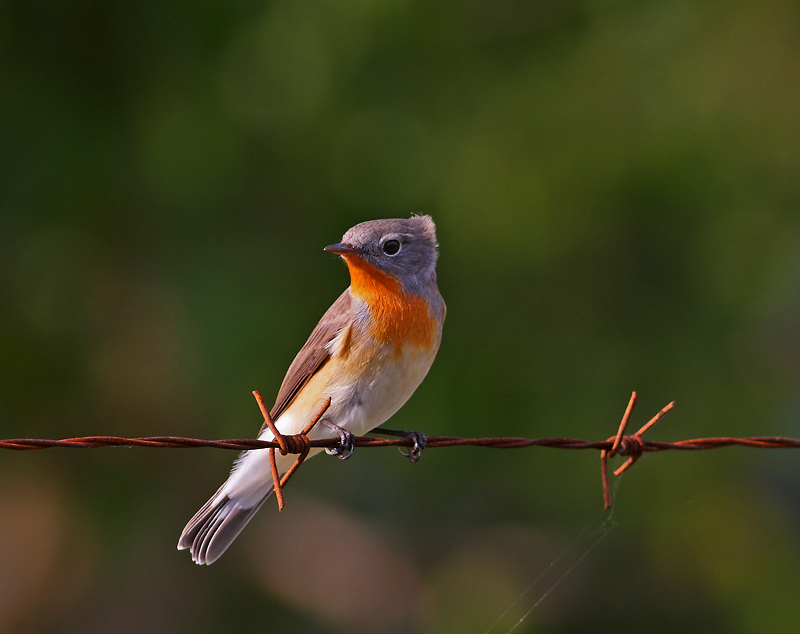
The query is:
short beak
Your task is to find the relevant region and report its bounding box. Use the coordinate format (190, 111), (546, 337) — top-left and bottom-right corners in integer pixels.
(324, 242), (359, 256)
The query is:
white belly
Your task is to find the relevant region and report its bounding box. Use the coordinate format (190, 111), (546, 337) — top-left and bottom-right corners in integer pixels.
(224, 341), (437, 503)
(325, 344), (437, 437)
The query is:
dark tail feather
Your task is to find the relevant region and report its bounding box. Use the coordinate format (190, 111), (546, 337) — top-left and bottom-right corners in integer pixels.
(178, 488), (271, 565)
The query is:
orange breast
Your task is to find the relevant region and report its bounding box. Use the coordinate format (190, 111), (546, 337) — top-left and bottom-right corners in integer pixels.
(343, 254), (437, 353)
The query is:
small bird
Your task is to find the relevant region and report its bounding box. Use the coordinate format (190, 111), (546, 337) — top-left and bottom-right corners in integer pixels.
(178, 216), (445, 564)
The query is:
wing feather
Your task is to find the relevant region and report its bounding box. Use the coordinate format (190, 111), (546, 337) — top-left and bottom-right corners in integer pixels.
(263, 289), (352, 430)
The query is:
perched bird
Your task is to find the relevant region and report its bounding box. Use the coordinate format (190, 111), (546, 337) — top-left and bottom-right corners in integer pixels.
(178, 216), (445, 564)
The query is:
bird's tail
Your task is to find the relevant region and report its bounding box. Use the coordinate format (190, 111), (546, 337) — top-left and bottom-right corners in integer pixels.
(177, 486), (271, 565)
(178, 448), (280, 564)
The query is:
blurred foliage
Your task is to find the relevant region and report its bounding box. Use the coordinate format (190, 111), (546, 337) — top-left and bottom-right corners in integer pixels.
(2, 0), (800, 632)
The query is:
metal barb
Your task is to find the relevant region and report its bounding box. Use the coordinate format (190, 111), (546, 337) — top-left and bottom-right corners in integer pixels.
(252, 392), (332, 511)
(601, 395), (675, 509)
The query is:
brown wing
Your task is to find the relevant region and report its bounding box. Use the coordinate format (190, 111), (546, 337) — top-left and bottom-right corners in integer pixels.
(262, 289), (352, 430)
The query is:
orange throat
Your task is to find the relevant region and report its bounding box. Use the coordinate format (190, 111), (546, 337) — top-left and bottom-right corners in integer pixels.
(343, 254), (436, 353)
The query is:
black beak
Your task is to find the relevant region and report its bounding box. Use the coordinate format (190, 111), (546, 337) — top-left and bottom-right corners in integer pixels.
(324, 243), (359, 255)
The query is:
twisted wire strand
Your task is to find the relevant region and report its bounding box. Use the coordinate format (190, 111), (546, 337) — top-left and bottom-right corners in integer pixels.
(3, 434), (800, 452)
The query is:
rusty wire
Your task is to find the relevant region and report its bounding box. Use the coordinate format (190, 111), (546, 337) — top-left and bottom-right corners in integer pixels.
(3, 391), (799, 510)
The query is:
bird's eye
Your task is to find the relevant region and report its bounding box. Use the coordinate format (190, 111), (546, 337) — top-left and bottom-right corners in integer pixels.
(382, 239), (401, 256)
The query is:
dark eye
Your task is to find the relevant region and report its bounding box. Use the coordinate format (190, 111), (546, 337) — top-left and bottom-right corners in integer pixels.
(382, 239), (401, 256)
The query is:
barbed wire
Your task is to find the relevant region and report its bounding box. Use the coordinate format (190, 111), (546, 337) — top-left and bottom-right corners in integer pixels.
(3, 391), (798, 510)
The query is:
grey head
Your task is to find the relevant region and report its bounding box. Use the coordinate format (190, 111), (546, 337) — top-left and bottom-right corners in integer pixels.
(325, 216), (439, 292)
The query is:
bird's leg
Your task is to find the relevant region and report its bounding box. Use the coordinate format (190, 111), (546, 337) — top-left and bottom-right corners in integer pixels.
(320, 419), (355, 460)
(371, 427), (427, 463)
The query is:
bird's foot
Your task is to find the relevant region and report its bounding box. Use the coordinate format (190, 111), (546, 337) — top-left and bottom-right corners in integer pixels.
(372, 427), (427, 463)
(321, 419), (355, 460)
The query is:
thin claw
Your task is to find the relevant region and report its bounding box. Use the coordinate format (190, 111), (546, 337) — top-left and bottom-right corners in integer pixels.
(399, 431), (427, 463)
(325, 436), (354, 460)
(372, 427), (428, 463)
(321, 419), (355, 460)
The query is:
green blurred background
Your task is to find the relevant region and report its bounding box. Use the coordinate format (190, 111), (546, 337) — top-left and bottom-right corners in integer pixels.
(2, 0), (800, 632)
